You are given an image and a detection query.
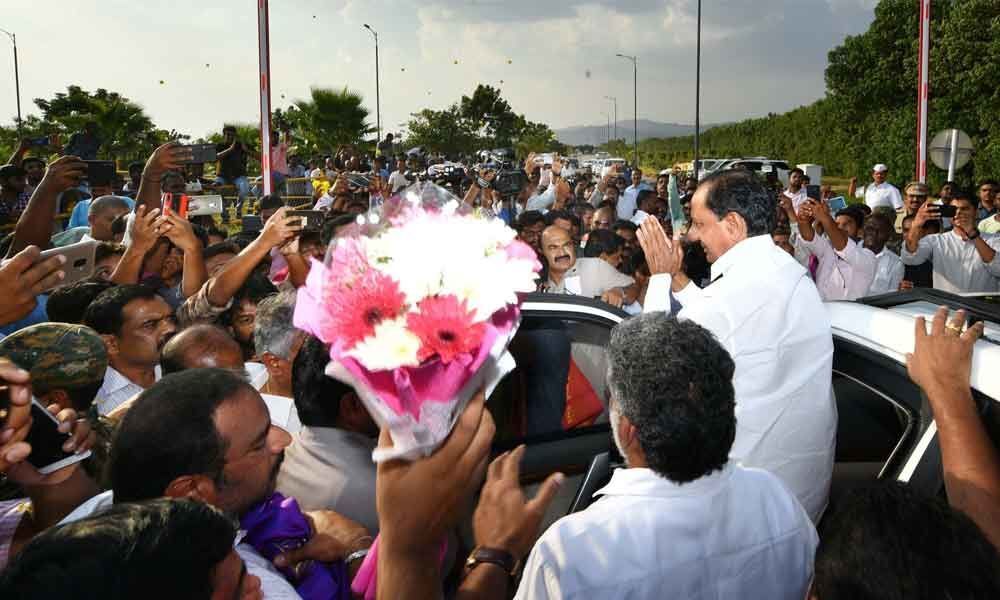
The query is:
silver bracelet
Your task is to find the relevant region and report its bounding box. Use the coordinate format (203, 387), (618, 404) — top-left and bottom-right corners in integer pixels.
(346, 548), (370, 565)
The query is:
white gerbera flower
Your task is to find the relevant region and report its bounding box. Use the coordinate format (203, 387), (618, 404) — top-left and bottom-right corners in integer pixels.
(343, 317), (422, 371)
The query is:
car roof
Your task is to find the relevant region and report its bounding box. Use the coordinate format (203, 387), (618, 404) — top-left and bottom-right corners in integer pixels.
(829, 291), (1000, 400)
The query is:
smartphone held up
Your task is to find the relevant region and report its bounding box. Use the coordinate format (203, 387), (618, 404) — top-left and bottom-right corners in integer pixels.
(25, 397), (91, 475)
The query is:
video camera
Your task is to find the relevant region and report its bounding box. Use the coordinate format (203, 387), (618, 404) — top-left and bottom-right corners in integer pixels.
(425, 162), (466, 187)
(480, 150), (527, 197)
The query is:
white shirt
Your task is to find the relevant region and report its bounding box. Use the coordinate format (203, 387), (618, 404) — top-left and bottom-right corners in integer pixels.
(515, 465), (817, 600)
(868, 248), (905, 295)
(784, 187), (809, 211)
(94, 365), (161, 416)
(617, 183), (650, 220)
(856, 181), (903, 211)
(979, 214), (1000, 235)
(901, 230), (1000, 293)
(59, 490), (302, 600)
(236, 542), (304, 599)
(387, 170), (409, 194)
(796, 235), (877, 301)
(526, 186), (557, 212)
(313, 193), (335, 211)
(261, 393), (302, 434)
(644, 235), (836, 522)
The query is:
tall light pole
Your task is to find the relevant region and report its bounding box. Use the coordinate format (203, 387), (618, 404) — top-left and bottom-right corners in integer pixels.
(0, 28), (21, 135)
(363, 24), (381, 146)
(601, 111), (610, 146)
(693, 0), (702, 180)
(616, 53), (638, 167)
(604, 95), (617, 143)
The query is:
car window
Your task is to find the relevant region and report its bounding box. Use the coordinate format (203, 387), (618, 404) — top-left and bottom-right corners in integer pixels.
(487, 314), (612, 446)
(830, 337), (923, 500)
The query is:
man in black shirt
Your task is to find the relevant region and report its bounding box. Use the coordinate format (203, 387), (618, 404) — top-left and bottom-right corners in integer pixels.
(214, 125), (256, 222)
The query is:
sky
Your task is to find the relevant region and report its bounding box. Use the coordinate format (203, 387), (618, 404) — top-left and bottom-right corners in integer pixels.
(0, 0), (879, 140)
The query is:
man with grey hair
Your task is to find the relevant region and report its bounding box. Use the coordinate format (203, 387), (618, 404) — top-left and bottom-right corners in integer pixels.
(52, 195), (132, 247)
(253, 289), (305, 399)
(638, 169), (835, 522)
(515, 314), (817, 600)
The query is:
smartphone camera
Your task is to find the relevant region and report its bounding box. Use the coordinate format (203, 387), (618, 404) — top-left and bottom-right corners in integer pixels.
(25, 398), (91, 474)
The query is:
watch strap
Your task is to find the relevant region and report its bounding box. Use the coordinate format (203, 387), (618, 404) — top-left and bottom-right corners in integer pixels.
(465, 546), (518, 577)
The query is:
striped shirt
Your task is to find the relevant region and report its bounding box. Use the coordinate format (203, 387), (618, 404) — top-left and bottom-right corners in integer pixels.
(0, 499), (29, 570)
(94, 365), (161, 416)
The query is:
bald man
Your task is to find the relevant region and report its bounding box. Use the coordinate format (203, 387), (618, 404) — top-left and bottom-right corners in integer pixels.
(540, 225), (636, 307)
(160, 324), (244, 374)
(159, 324), (300, 432)
(51, 195), (133, 247)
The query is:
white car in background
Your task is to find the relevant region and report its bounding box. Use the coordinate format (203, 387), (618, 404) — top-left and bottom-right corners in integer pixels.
(702, 157), (792, 185)
(472, 289), (1000, 533)
(599, 158), (627, 178)
(696, 158), (727, 179)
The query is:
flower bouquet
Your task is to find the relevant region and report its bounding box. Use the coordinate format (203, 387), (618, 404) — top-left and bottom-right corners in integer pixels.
(293, 182), (541, 461)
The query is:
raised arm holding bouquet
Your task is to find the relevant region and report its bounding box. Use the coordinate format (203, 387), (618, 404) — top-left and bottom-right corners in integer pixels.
(294, 182), (540, 462)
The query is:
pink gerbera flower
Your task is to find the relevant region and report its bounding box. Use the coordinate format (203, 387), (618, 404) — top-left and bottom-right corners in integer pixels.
(407, 295), (486, 363)
(325, 269), (407, 349)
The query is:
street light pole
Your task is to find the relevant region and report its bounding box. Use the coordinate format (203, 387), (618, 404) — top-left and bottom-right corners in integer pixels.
(616, 53), (638, 167)
(363, 24), (381, 146)
(602, 111), (610, 146)
(604, 95), (617, 142)
(693, 0), (702, 180)
(0, 28), (20, 135)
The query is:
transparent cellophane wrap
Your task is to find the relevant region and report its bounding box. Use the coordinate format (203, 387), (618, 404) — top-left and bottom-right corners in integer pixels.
(293, 181), (540, 461)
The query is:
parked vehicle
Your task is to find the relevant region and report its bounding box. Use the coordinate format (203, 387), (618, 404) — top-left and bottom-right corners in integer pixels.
(470, 290), (1000, 536)
(702, 157), (792, 185)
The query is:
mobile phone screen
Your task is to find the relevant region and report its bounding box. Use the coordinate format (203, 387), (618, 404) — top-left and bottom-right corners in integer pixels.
(286, 210), (323, 231)
(25, 401), (76, 472)
(826, 196), (848, 213)
(161, 193), (189, 218)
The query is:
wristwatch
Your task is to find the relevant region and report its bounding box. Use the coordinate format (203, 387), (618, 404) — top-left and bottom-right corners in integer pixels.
(465, 547), (519, 578)
(967, 229), (981, 240)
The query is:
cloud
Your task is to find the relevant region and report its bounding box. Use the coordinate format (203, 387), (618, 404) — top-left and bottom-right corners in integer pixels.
(0, 0), (877, 139)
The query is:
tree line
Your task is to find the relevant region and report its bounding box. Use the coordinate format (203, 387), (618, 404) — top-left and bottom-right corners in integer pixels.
(611, 0), (1000, 191)
(0, 82), (563, 169)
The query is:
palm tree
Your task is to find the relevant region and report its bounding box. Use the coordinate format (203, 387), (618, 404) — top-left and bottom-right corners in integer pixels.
(287, 87), (374, 156)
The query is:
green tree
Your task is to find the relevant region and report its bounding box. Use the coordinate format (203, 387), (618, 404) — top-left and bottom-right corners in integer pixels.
(405, 84), (561, 158)
(459, 85), (519, 148)
(626, 0), (1000, 191)
(33, 85), (174, 164)
(405, 105), (478, 156)
(512, 118), (564, 159)
(285, 87), (374, 157)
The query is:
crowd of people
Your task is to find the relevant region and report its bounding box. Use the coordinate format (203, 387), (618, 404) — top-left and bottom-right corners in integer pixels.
(0, 127), (997, 600)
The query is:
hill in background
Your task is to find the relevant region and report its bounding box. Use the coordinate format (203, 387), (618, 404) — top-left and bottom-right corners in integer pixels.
(555, 119), (722, 147)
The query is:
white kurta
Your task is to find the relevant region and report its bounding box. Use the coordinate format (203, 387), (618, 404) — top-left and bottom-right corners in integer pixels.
(643, 235), (836, 522)
(515, 465), (818, 600)
(796, 235), (877, 301)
